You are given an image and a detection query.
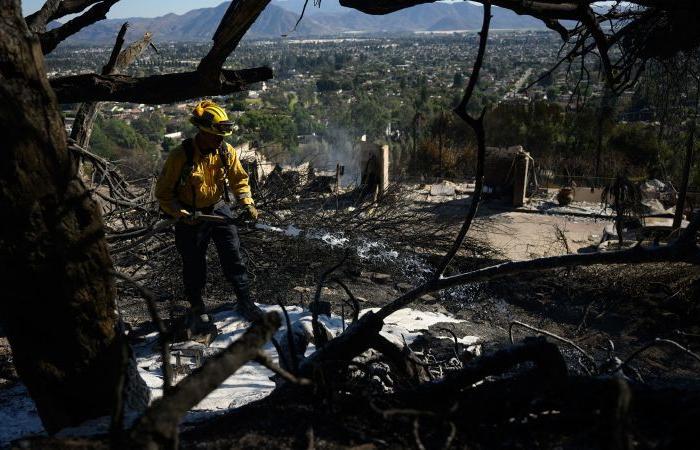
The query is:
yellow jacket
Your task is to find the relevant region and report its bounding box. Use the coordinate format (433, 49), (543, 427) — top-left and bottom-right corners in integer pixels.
(155, 140), (253, 217)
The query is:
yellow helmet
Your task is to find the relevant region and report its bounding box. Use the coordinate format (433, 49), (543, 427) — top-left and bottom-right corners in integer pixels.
(190, 100), (234, 136)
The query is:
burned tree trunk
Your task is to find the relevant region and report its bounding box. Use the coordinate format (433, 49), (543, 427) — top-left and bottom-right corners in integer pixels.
(0, 1), (138, 433)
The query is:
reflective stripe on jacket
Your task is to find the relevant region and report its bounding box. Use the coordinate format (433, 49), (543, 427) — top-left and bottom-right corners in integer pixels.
(155, 140), (253, 217)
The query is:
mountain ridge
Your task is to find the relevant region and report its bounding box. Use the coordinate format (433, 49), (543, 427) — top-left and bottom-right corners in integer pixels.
(61, 1), (547, 44)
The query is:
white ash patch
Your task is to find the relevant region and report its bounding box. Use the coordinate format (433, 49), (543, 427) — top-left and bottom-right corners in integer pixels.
(0, 304), (477, 446)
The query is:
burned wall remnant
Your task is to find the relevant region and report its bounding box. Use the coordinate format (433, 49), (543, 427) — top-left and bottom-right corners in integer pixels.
(484, 145), (531, 206)
(358, 142), (390, 201)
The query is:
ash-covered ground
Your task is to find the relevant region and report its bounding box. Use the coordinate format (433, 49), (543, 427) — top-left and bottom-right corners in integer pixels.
(1, 183), (699, 448)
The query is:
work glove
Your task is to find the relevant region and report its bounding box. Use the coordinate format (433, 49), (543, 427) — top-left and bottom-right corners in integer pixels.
(240, 204), (259, 222)
(171, 203), (196, 224)
(174, 209), (192, 219)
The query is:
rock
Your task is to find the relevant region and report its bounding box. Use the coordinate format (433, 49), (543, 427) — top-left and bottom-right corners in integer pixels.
(356, 296), (368, 303)
(371, 273), (392, 284)
(432, 304), (449, 315)
(419, 294), (437, 302)
(396, 282), (413, 292)
(429, 180), (457, 196)
(293, 286), (311, 294)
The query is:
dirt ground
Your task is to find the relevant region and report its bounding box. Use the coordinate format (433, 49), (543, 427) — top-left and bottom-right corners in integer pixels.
(482, 210), (609, 260)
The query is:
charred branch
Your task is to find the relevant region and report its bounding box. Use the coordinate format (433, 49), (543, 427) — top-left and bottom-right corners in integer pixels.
(39, 0), (120, 54)
(434, 2), (491, 279)
(299, 212), (700, 378)
(369, 334), (430, 383)
(71, 22), (129, 148)
(50, 67), (273, 104)
(407, 338), (568, 401)
(25, 0), (62, 33)
(198, 0), (272, 78)
(44, 0), (105, 22)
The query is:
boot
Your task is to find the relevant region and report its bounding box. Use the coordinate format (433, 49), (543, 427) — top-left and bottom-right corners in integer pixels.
(185, 309), (212, 335)
(231, 274), (263, 321)
(237, 298), (263, 321)
(235, 289), (263, 321)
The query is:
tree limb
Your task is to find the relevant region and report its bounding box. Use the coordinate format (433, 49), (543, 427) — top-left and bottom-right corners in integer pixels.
(71, 22), (129, 148)
(433, 2), (491, 279)
(39, 0), (120, 54)
(254, 350), (312, 385)
(580, 5), (614, 85)
(198, 0), (272, 78)
(25, 0), (62, 33)
(50, 67), (273, 104)
(48, 0), (105, 22)
(404, 338), (568, 401)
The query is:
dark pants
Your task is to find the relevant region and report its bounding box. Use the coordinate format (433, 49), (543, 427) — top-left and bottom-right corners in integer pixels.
(174, 203), (250, 312)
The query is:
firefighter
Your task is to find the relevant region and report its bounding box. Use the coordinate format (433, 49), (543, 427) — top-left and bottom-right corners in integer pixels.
(155, 100), (261, 331)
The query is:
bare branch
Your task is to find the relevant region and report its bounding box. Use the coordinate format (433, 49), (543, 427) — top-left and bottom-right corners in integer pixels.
(50, 67), (273, 104)
(103, 23), (129, 75)
(198, 0), (272, 77)
(39, 0), (120, 54)
(254, 351), (312, 385)
(71, 23), (130, 148)
(612, 338), (700, 373)
(49, 0), (105, 22)
(580, 6), (614, 84)
(380, 213), (700, 319)
(25, 0), (62, 33)
(509, 320), (596, 373)
(331, 277), (360, 322)
(434, 2), (491, 279)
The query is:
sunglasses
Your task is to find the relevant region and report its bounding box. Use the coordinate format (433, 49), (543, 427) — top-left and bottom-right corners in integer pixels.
(213, 121), (235, 133)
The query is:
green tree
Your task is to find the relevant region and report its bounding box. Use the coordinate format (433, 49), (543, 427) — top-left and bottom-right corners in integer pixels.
(132, 111), (167, 142)
(238, 110), (298, 150)
(351, 97), (390, 139)
(453, 71), (464, 88)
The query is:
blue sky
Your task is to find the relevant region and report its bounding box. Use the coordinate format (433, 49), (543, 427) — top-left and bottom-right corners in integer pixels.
(22, 0), (231, 18)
